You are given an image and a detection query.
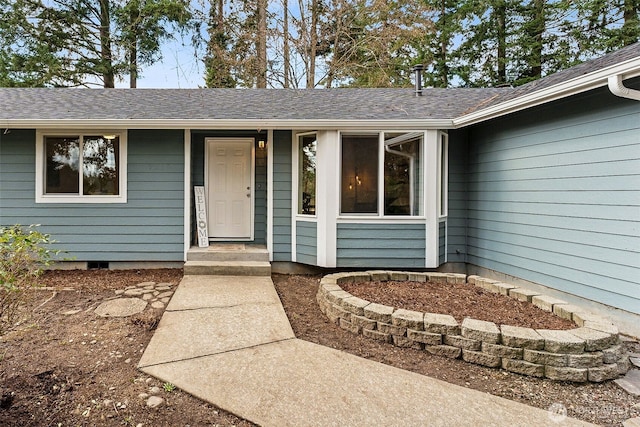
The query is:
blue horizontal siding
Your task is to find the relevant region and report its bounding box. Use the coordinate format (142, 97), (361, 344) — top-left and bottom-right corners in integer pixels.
(438, 221), (446, 265)
(446, 129), (467, 264)
(0, 129), (185, 262)
(336, 223), (426, 268)
(254, 150), (267, 244)
(296, 220), (317, 265)
(466, 86), (640, 314)
(272, 130), (292, 261)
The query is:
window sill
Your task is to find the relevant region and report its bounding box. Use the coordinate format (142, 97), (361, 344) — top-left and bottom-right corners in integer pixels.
(337, 216), (426, 223)
(36, 195), (127, 204)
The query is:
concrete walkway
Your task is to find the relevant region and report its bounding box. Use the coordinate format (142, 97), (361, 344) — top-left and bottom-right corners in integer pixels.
(139, 275), (592, 426)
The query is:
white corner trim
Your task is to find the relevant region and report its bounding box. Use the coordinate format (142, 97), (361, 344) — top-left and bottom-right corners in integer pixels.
(316, 130), (338, 267)
(455, 57), (640, 127)
(266, 129), (274, 261)
(608, 74), (640, 101)
(425, 130), (439, 268)
(183, 129), (191, 261)
(291, 131), (298, 263)
(184, 129), (191, 262)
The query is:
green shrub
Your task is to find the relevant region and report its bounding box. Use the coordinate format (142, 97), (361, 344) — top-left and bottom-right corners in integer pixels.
(0, 224), (60, 334)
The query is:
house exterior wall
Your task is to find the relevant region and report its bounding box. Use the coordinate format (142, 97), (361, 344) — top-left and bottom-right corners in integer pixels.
(446, 129), (468, 265)
(438, 221), (446, 264)
(465, 86), (640, 314)
(190, 131), (267, 245)
(335, 223), (426, 268)
(272, 130), (293, 261)
(295, 220), (317, 264)
(0, 129), (185, 262)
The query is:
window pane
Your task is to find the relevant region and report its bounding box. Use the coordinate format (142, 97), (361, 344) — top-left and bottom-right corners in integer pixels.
(83, 136), (119, 195)
(341, 135), (378, 214)
(384, 133), (422, 216)
(45, 136), (80, 194)
(298, 134), (317, 215)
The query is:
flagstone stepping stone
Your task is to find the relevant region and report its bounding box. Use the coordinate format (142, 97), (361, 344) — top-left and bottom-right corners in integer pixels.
(95, 298), (147, 317)
(615, 369), (640, 396)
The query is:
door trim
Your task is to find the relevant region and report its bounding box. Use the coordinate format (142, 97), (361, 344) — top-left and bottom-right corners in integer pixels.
(204, 137), (255, 241)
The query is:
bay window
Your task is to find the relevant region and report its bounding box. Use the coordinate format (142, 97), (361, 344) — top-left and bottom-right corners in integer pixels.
(340, 132), (423, 216)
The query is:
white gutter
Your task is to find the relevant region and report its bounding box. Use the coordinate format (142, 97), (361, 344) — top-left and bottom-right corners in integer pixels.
(454, 55), (640, 127)
(0, 118), (453, 131)
(608, 74), (640, 101)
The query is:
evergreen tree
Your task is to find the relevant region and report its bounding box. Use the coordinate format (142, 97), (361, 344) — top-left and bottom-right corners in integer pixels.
(115, 0), (192, 88)
(204, 0), (236, 87)
(419, 0), (466, 88)
(571, 0), (640, 57)
(0, 0), (192, 88)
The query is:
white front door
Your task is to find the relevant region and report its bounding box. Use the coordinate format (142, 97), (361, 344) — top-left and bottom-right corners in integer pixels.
(206, 138), (254, 239)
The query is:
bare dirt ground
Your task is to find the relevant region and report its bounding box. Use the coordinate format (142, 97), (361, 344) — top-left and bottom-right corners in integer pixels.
(0, 269), (638, 426)
(0, 269), (254, 427)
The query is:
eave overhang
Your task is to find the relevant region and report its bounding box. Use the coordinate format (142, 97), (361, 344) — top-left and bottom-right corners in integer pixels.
(0, 118), (454, 131)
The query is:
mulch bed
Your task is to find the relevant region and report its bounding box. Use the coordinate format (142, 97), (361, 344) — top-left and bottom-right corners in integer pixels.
(339, 279), (576, 330)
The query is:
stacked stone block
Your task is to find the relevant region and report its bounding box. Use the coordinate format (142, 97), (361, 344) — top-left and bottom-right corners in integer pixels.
(316, 271), (630, 383)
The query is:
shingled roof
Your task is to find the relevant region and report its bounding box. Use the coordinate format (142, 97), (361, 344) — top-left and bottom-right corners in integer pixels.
(0, 87), (508, 122)
(0, 42), (638, 127)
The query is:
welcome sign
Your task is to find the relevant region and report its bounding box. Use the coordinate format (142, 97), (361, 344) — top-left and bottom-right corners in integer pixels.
(194, 186), (209, 248)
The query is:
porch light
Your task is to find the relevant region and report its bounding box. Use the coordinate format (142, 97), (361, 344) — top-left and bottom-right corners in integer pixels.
(103, 134), (117, 140)
(258, 140), (266, 149)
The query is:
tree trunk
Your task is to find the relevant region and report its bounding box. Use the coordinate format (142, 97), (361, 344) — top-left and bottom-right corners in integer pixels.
(257, 0), (267, 88)
(283, 0), (290, 87)
(308, 0), (318, 88)
(496, 0), (506, 84)
(99, 0), (114, 88)
(439, 0), (448, 87)
(129, 5), (139, 88)
(530, 0), (544, 79)
(129, 42), (137, 88)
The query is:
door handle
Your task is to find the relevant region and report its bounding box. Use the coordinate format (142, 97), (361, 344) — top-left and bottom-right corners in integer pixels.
(246, 193), (251, 198)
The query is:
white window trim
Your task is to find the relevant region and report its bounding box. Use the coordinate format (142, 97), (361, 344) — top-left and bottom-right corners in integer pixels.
(338, 130), (427, 219)
(35, 129), (127, 204)
(293, 131), (318, 220)
(438, 131), (449, 219)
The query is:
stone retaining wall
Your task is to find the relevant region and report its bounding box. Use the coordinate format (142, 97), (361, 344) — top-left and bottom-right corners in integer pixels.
(316, 271), (630, 383)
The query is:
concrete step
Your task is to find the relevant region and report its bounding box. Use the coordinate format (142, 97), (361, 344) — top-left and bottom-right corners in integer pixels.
(187, 246), (270, 263)
(184, 261), (272, 277)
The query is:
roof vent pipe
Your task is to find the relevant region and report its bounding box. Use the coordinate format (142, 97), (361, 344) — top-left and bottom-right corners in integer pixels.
(412, 64), (424, 97)
(608, 74), (640, 101)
